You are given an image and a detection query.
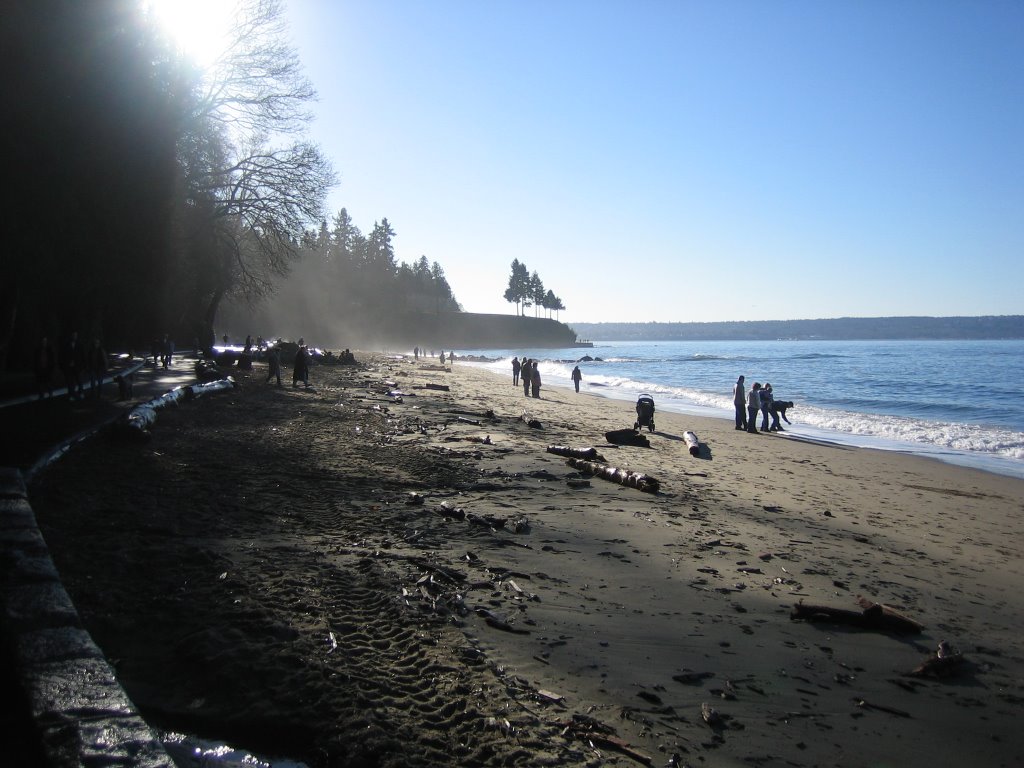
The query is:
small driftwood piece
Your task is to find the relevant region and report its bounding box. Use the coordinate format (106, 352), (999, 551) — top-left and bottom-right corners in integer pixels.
(561, 715), (652, 766)
(423, 382), (449, 391)
(909, 641), (965, 678)
(684, 431), (700, 457)
(791, 596), (923, 635)
(546, 445), (607, 462)
(854, 698), (911, 718)
(565, 458), (660, 493)
(475, 608), (530, 634)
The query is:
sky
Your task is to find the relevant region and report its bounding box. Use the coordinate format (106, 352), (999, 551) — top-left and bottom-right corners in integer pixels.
(155, 0), (1024, 324)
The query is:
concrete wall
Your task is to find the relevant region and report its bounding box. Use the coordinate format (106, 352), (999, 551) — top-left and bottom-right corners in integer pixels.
(0, 467), (175, 768)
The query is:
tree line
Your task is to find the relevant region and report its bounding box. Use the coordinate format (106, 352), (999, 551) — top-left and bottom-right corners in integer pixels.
(504, 259), (566, 319)
(220, 208), (460, 341)
(0, 0), (335, 369)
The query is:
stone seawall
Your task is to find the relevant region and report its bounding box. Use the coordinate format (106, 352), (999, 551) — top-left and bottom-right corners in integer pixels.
(0, 467), (175, 768)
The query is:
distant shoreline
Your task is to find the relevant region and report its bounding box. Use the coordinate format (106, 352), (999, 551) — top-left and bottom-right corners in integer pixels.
(567, 314), (1024, 341)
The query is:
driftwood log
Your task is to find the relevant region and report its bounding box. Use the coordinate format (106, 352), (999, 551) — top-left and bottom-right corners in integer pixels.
(605, 429), (651, 447)
(546, 445), (607, 462)
(791, 596), (924, 634)
(565, 457), (660, 493)
(684, 431), (700, 457)
(119, 378), (237, 437)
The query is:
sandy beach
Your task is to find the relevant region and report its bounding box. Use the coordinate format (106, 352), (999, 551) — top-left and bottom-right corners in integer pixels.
(27, 354), (1024, 767)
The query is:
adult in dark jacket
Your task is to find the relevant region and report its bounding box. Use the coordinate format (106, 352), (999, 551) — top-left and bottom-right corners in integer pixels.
(733, 375), (746, 430)
(62, 331), (84, 400)
(34, 336), (56, 399)
(292, 338), (310, 387)
(87, 338), (108, 399)
(759, 383), (774, 432)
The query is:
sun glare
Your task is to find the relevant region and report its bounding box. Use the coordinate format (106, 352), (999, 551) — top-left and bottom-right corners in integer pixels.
(143, 0), (239, 66)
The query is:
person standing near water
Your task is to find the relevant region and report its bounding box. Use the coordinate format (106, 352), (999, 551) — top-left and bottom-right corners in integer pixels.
(571, 365), (582, 393)
(531, 363), (542, 398)
(522, 359), (532, 397)
(512, 356), (521, 386)
(760, 383), (774, 432)
(746, 382), (762, 433)
(733, 375), (747, 430)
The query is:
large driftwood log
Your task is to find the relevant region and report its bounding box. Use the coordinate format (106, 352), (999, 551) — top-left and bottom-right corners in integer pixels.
(565, 457), (660, 493)
(605, 429), (651, 447)
(546, 445), (607, 462)
(119, 378), (237, 437)
(791, 596), (923, 634)
(684, 431), (700, 457)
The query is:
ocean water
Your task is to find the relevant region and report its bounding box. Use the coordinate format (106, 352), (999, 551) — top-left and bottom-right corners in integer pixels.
(454, 339), (1024, 480)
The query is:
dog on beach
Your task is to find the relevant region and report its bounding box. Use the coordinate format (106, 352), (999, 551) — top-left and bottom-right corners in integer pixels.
(771, 400), (794, 425)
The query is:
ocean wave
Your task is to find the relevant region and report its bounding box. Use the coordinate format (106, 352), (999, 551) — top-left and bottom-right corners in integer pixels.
(788, 352), (847, 360)
(461, 339), (1024, 477)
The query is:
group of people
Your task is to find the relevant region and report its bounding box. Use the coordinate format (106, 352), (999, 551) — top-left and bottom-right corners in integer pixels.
(263, 337), (312, 388)
(511, 356), (544, 398)
(509, 357), (586, 398)
(150, 334), (174, 369)
(733, 375), (784, 433)
(33, 331), (109, 401)
(413, 347), (451, 362)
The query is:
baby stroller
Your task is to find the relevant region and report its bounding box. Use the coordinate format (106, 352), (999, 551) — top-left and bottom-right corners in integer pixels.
(634, 394), (656, 432)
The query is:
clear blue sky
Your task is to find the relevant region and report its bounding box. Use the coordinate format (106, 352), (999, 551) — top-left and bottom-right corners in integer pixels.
(282, 0), (1023, 323)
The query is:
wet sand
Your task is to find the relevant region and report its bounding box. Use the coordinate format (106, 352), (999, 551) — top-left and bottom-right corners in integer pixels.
(28, 355), (1024, 767)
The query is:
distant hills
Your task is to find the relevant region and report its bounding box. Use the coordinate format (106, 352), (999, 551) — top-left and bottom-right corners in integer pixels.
(568, 315), (1024, 342)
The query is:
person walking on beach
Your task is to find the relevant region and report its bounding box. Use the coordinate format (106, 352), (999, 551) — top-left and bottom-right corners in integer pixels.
(531, 363), (542, 398)
(34, 335), (56, 399)
(522, 359), (532, 397)
(266, 344), (282, 386)
(292, 338), (310, 388)
(760, 383), (774, 432)
(746, 382), (762, 433)
(62, 331), (84, 400)
(733, 375), (747, 430)
(162, 334), (175, 369)
(512, 356), (521, 386)
(571, 365), (582, 393)
(87, 338), (108, 399)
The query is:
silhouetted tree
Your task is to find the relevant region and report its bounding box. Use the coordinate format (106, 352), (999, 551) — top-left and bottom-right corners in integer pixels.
(180, 0), (335, 347)
(1, 0), (185, 366)
(529, 272), (545, 317)
(503, 259), (531, 315)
